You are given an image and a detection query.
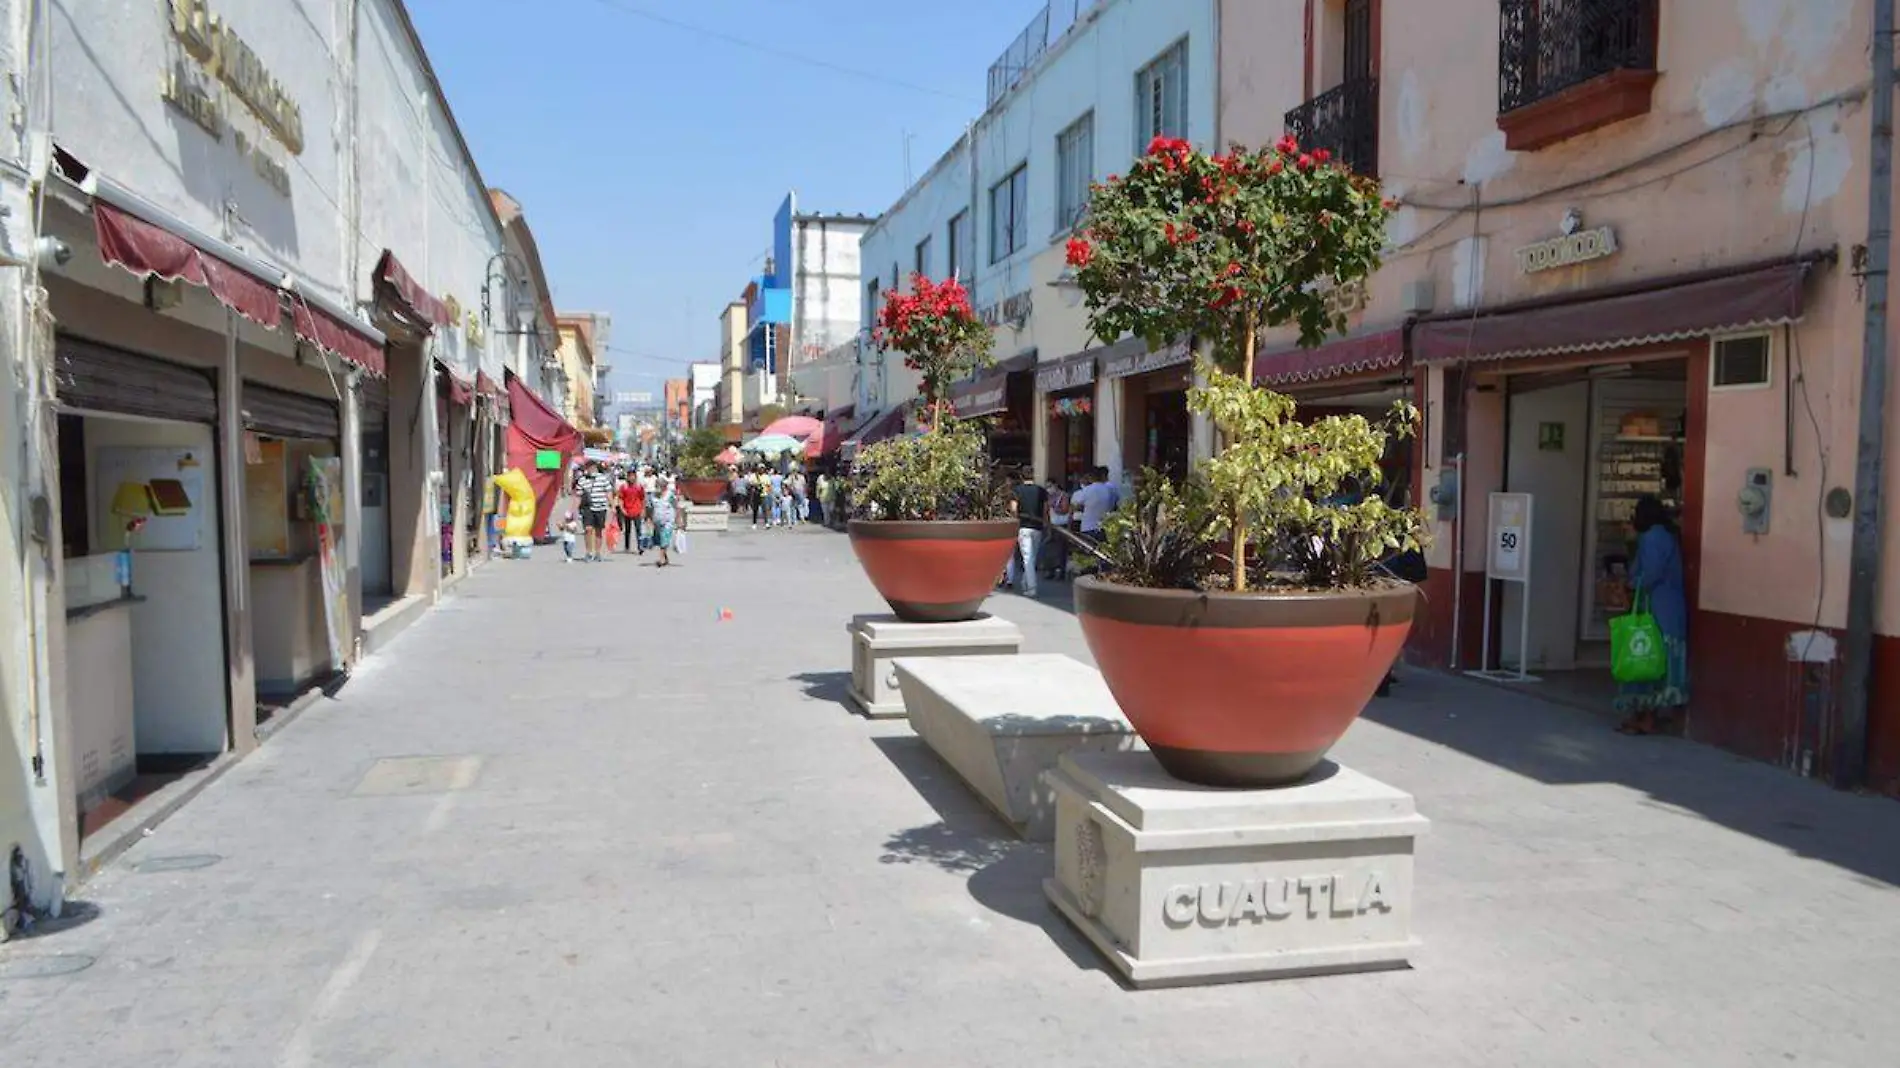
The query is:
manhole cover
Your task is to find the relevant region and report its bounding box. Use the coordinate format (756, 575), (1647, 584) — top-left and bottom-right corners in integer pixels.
(0, 954), (95, 979)
(352, 755), (482, 797)
(131, 854), (223, 873)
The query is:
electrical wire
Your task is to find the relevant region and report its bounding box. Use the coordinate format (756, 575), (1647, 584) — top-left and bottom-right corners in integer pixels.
(1788, 114), (1831, 659)
(581, 0), (976, 103)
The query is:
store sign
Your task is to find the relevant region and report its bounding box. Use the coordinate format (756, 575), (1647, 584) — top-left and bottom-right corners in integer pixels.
(1486, 492), (1533, 582)
(954, 379), (1008, 418)
(1103, 338), (1193, 380)
(978, 290), (1033, 328)
(1321, 279), (1369, 318)
(163, 0), (304, 197)
(1036, 355), (1096, 393)
(1515, 226), (1619, 274)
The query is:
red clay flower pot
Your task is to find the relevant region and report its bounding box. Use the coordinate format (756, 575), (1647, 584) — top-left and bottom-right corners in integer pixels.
(1074, 575), (1418, 788)
(848, 519), (1019, 623)
(677, 478), (727, 506)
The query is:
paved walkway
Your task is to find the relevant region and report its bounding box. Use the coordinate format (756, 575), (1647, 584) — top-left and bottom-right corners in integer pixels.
(3, 525), (1898, 1066)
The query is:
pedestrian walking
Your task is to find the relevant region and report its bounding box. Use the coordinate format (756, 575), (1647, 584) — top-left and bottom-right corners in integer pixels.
(558, 511), (581, 561)
(649, 477), (679, 568)
(618, 472), (647, 554)
(729, 468), (746, 515)
(1005, 466), (1048, 597)
(1043, 477), (1072, 581)
(768, 468), (786, 528)
(1615, 495), (1689, 736)
(790, 470), (808, 525)
(750, 468), (769, 528)
(576, 460), (615, 562)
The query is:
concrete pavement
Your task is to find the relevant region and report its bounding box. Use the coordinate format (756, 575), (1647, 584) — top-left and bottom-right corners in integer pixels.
(2, 524), (1898, 1066)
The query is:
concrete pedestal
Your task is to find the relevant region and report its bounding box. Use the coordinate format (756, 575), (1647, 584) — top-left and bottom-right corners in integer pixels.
(893, 654), (1140, 840)
(682, 504), (730, 533)
(1045, 750), (1428, 988)
(846, 614), (1021, 719)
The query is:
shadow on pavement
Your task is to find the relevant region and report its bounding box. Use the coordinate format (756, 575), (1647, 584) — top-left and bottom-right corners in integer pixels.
(790, 671), (852, 708)
(869, 736), (1107, 975)
(1364, 668), (1900, 889)
(5, 899), (101, 941)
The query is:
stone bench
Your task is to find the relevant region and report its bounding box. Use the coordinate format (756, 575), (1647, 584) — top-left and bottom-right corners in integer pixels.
(847, 615), (1022, 719)
(891, 654), (1141, 841)
(681, 503), (729, 532)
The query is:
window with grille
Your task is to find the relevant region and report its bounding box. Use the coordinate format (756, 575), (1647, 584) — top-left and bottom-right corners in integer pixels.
(1056, 112), (1094, 233)
(1711, 332), (1771, 390)
(915, 236), (933, 279)
(990, 164), (1029, 263)
(865, 279), (879, 324)
(1135, 39), (1189, 150)
(947, 210), (970, 280)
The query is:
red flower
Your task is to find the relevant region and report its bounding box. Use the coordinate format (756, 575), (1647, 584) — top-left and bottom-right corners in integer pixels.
(1297, 153), (1315, 171)
(1225, 262), (1243, 277)
(1164, 222), (1179, 245)
(1277, 134), (1299, 155)
(1313, 148), (1332, 164)
(1239, 219), (1257, 234)
(1267, 160), (1283, 176)
(1065, 237), (1094, 268)
(1209, 286), (1242, 309)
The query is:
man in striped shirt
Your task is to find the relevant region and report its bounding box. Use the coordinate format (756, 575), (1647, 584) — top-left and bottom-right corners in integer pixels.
(576, 460), (615, 562)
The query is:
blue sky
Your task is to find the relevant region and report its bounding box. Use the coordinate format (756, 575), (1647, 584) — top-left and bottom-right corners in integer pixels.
(408, 0), (1040, 397)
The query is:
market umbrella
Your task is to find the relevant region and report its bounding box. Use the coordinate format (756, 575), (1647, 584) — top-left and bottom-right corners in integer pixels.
(715, 445), (743, 466)
(760, 415), (823, 440)
(741, 434), (803, 457)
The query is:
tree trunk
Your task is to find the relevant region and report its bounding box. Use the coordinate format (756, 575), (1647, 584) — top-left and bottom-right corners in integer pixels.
(1233, 311), (1257, 593)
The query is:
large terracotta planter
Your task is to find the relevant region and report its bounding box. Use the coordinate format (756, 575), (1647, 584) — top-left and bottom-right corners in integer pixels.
(848, 519), (1019, 623)
(677, 477), (727, 506)
(1074, 575), (1417, 788)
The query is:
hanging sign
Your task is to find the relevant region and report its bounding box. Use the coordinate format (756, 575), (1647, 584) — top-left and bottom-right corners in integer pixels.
(1515, 226), (1619, 274)
(1487, 492), (1533, 582)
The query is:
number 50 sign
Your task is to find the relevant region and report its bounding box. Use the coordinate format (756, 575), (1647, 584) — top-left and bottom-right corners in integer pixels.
(1487, 492), (1533, 582)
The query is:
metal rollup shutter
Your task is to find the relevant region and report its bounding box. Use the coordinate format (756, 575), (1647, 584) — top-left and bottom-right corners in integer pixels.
(54, 334), (217, 423)
(359, 376), (389, 430)
(244, 383), (340, 440)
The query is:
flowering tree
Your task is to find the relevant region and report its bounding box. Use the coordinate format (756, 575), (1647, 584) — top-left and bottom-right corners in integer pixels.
(872, 274), (994, 430)
(1069, 136), (1414, 591)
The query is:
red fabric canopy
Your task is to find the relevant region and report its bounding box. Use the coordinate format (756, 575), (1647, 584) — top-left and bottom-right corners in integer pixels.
(505, 372), (581, 539)
(760, 415), (823, 439)
(1254, 328), (1406, 386)
(94, 200), (281, 329)
(374, 249), (454, 328)
(438, 360), (474, 406)
(292, 299), (385, 377)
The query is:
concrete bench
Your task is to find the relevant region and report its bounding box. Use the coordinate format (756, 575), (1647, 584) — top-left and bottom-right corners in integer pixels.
(892, 654), (1142, 841)
(847, 615), (1022, 719)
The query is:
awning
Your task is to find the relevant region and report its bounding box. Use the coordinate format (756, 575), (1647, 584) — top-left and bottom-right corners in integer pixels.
(94, 200), (282, 329)
(374, 249), (454, 328)
(477, 371), (510, 424)
(1414, 255), (1824, 364)
(950, 352), (1034, 418)
(1255, 327), (1407, 386)
(437, 359), (474, 406)
(815, 404), (857, 458)
(1102, 337), (1194, 379)
(1037, 342), (1116, 393)
(841, 406), (908, 461)
(292, 298), (386, 377)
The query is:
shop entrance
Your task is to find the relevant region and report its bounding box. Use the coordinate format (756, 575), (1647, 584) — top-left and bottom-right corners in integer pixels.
(359, 377), (392, 598)
(1494, 356), (1690, 705)
(53, 337), (230, 842)
(1045, 391), (1094, 489)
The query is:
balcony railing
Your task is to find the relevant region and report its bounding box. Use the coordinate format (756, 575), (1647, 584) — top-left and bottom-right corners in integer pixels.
(1499, 0), (1658, 114)
(1284, 77), (1379, 178)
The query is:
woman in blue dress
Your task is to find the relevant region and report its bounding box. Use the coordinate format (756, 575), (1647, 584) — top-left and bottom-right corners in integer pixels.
(1616, 495), (1689, 735)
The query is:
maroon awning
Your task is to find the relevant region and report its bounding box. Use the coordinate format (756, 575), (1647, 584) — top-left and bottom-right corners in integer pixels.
(841, 406), (908, 460)
(374, 249), (454, 328)
(1414, 256), (1822, 364)
(817, 404), (857, 456)
(949, 351), (1034, 418)
(94, 201), (281, 329)
(1102, 337), (1193, 379)
(1255, 328), (1406, 386)
(1036, 343), (1114, 392)
(437, 360), (474, 406)
(293, 300), (385, 377)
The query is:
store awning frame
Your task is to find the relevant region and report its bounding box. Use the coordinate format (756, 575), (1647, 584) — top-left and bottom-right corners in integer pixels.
(437, 359), (475, 406)
(1255, 327), (1407, 386)
(1413, 252), (1831, 365)
(840, 405), (908, 462)
(1102, 336), (1194, 379)
(374, 249), (455, 329)
(949, 351), (1034, 418)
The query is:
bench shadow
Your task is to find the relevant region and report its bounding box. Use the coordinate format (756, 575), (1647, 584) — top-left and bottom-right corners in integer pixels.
(869, 735), (1108, 976)
(790, 670), (852, 708)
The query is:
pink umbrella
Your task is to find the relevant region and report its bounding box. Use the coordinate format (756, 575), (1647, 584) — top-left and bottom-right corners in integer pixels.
(760, 415), (823, 440)
(715, 445), (743, 466)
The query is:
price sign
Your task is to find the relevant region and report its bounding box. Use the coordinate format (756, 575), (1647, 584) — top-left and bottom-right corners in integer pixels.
(1487, 492), (1532, 582)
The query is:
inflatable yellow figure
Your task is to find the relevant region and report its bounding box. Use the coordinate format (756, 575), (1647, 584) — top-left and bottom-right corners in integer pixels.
(491, 469), (537, 550)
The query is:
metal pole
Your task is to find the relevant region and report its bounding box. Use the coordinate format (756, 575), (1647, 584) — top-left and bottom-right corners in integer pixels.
(1837, 0), (1894, 790)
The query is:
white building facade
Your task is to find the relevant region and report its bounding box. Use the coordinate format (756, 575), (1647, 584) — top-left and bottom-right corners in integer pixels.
(856, 0), (1218, 482)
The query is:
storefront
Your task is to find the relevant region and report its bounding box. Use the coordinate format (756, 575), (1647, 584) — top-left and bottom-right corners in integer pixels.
(435, 360), (477, 579)
(1256, 327), (1415, 507)
(1104, 338), (1194, 483)
(243, 382), (346, 704)
(949, 352), (1035, 468)
(1409, 254), (1822, 713)
(1035, 348), (1098, 487)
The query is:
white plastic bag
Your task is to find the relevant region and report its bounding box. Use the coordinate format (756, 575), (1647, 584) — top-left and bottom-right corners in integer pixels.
(674, 529), (690, 555)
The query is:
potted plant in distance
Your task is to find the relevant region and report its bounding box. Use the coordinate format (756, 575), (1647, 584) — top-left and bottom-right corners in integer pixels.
(1065, 135), (1421, 788)
(847, 274), (1015, 623)
(676, 426), (730, 505)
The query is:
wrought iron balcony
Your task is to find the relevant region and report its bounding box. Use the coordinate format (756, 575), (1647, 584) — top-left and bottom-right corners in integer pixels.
(1499, 0), (1658, 114)
(1284, 77), (1380, 178)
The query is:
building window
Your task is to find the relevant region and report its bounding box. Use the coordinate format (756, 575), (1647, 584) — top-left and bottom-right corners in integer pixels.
(1135, 39), (1189, 150)
(1056, 112), (1094, 234)
(915, 235), (933, 279)
(990, 164), (1029, 263)
(866, 279), (880, 324)
(948, 210), (971, 280)
(1711, 332), (1772, 391)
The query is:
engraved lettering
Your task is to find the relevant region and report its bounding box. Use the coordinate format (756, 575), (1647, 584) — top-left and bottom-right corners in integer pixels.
(1263, 878), (1293, 919)
(1298, 875), (1328, 918)
(1198, 882), (1236, 925)
(1231, 880), (1268, 922)
(1360, 871), (1390, 913)
(1163, 886), (1197, 925)
(1162, 873), (1390, 924)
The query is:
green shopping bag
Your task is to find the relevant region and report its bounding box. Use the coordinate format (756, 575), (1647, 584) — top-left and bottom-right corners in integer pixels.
(1609, 590), (1668, 684)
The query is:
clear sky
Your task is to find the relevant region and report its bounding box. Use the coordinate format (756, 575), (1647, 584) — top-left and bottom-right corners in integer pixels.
(408, 0), (1041, 400)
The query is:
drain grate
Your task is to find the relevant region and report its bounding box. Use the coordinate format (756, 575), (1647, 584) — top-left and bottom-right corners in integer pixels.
(352, 755), (483, 797)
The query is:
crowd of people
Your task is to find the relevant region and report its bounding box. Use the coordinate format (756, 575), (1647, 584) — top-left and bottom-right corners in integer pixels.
(726, 465), (826, 529)
(1000, 465), (1124, 599)
(556, 459), (681, 567)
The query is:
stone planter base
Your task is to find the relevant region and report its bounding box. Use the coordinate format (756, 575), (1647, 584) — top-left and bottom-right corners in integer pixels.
(893, 654), (1140, 841)
(681, 503), (729, 532)
(1045, 750), (1428, 988)
(846, 614), (1021, 719)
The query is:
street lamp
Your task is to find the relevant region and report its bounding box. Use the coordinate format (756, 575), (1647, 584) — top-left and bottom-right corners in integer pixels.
(481, 252), (540, 336)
